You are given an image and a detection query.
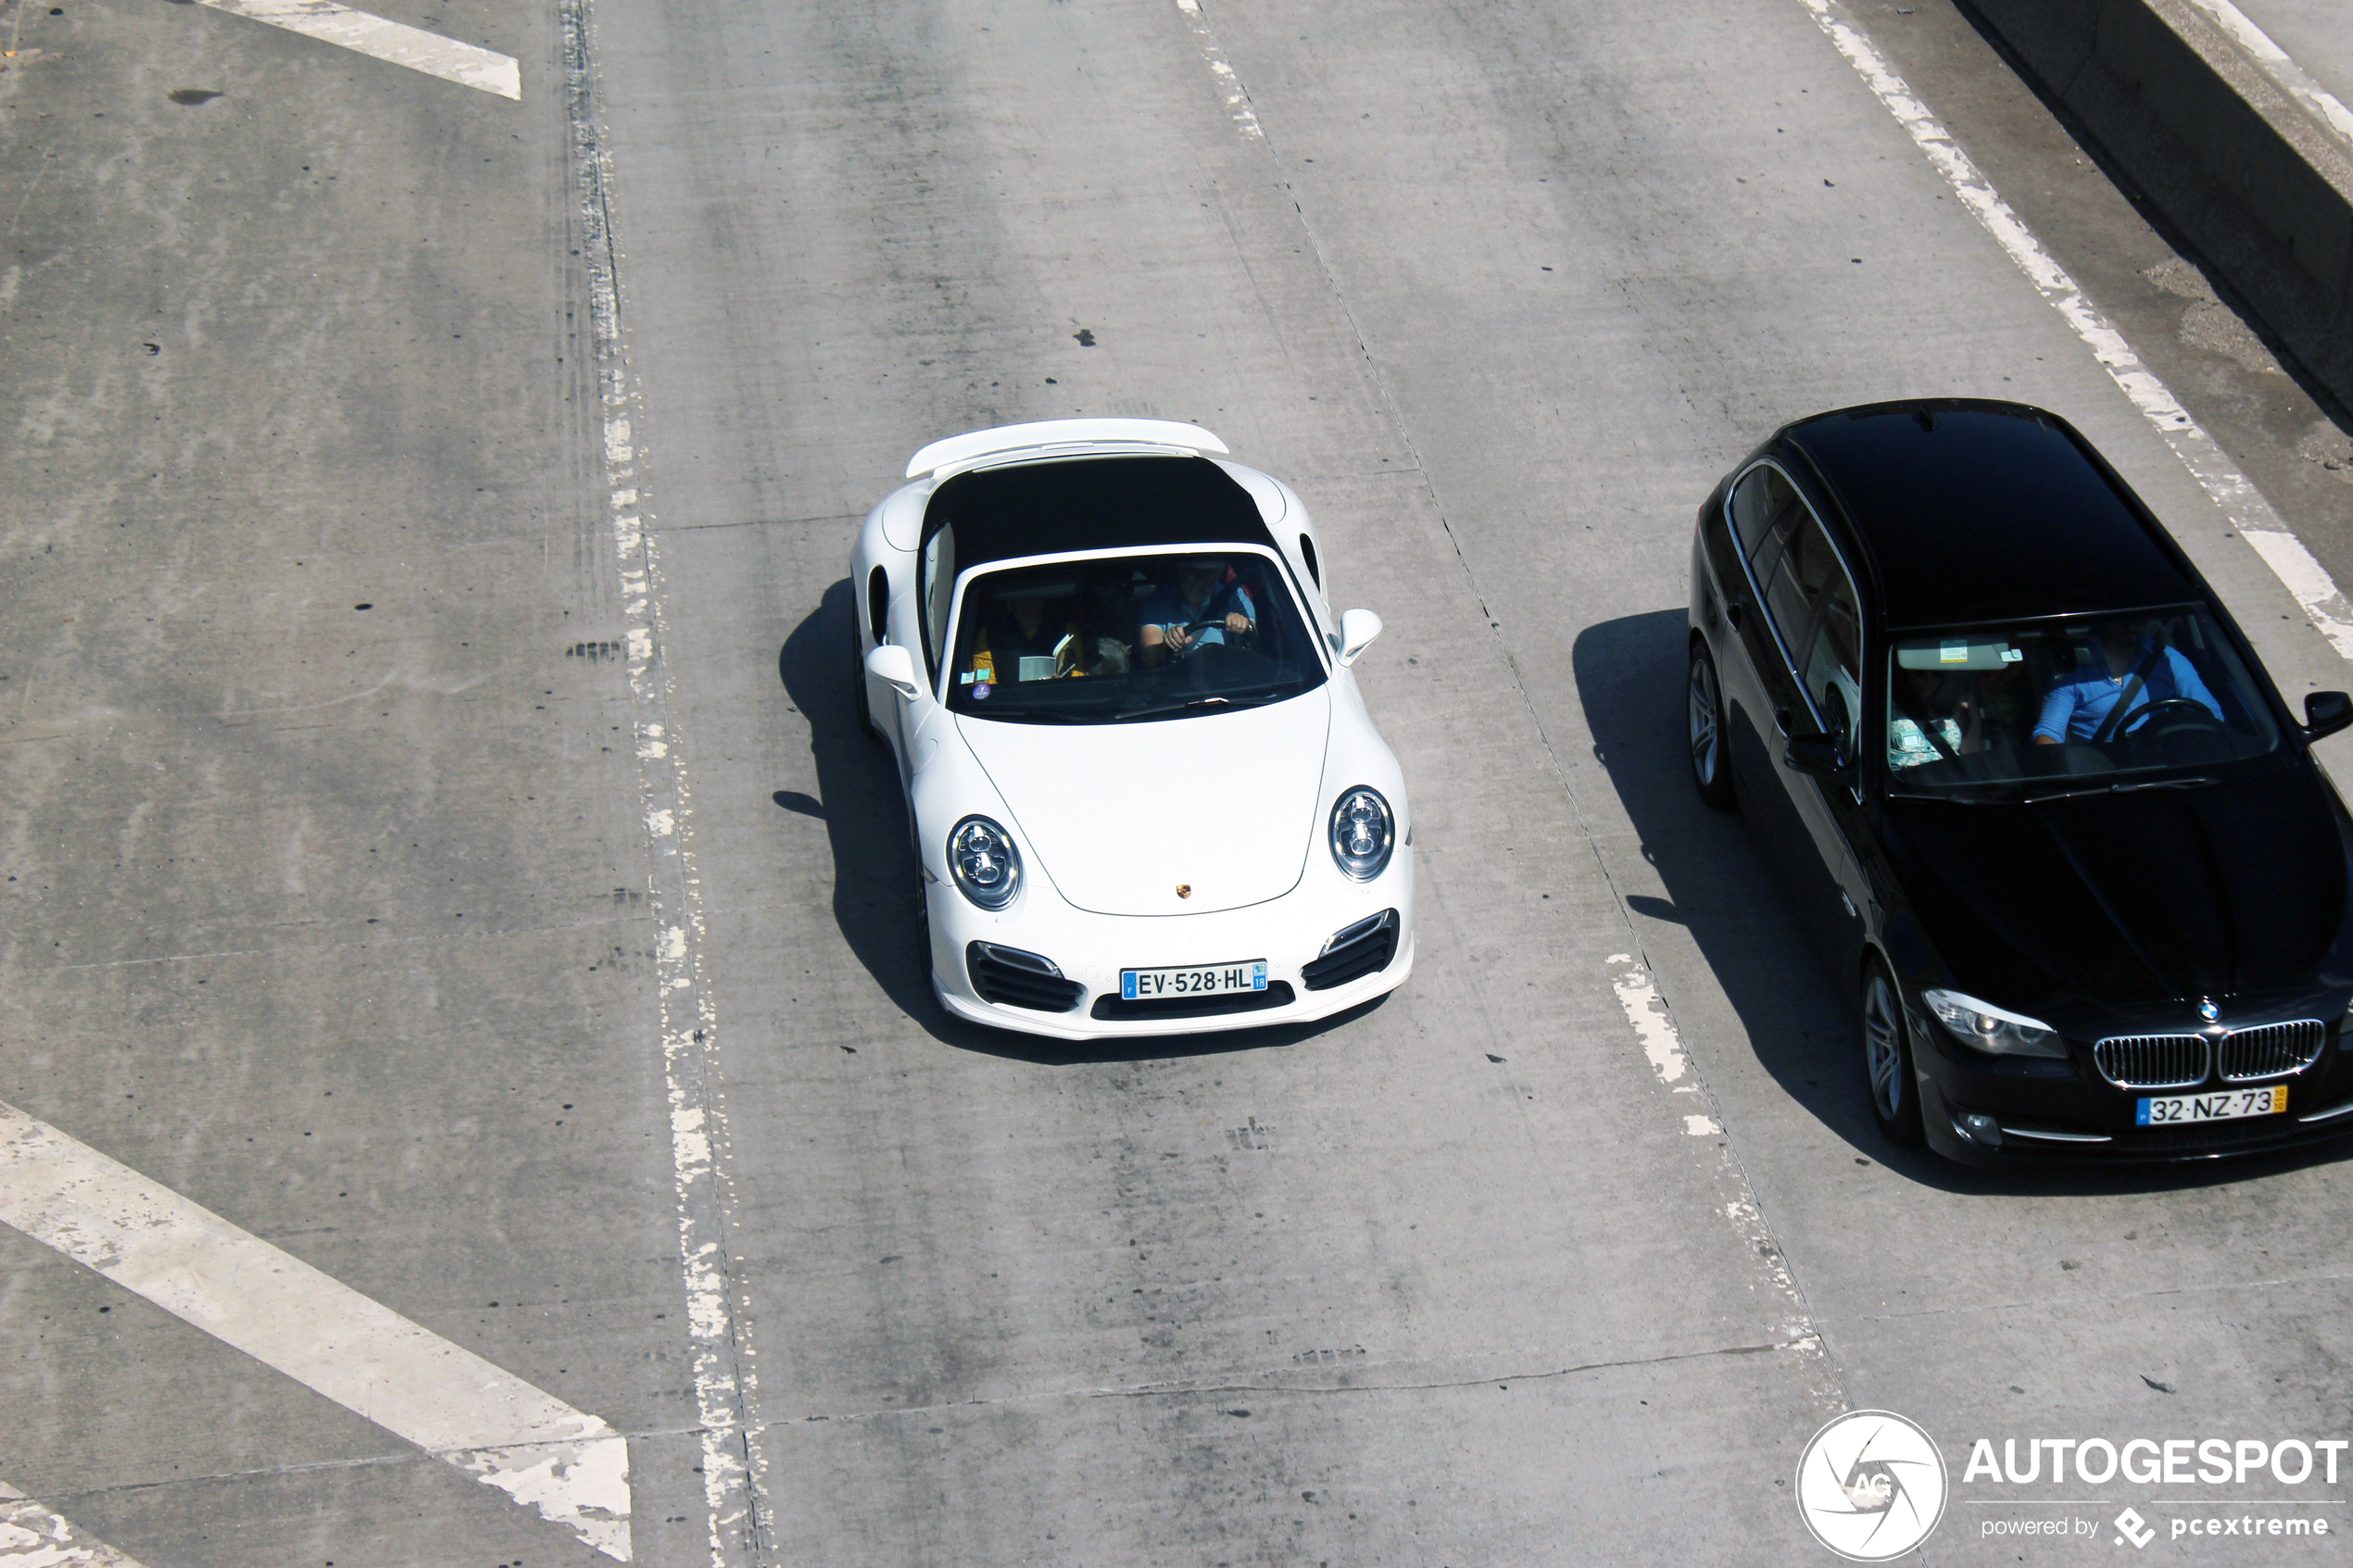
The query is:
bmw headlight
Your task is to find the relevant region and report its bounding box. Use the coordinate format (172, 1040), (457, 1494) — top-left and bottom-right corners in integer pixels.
(1328, 786), (1395, 882)
(1923, 988), (2065, 1058)
(947, 815), (1022, 910)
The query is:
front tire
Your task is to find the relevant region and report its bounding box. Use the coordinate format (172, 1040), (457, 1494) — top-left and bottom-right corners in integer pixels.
(1688, 639), (1736, 809)
(1863, 959), (1924, 1147)
(851, 622), (884, 742)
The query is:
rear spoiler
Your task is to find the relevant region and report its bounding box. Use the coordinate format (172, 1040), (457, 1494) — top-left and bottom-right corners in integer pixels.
(904, 419), (1228, 480)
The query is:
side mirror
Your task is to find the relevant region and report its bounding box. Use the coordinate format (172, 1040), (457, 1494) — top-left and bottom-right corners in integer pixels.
(1337, 608), (1384, 668)
(2306, 691), (2353, 742)
(1783, 730), (1853, 782)
(865, 643), (925, 702)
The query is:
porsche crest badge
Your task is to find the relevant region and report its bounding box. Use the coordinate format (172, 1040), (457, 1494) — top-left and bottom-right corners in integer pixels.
(1175, 884), (1192, 899)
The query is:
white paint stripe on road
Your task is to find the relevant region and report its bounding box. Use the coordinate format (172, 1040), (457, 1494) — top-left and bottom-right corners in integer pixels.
(0, 1104), (631, 1560)
(1174, 0), (1265, 141)
(0, 1483), (150, 1568)
(560, 0), (772, 1556)
(195, 0), (520, 99)
(1604, 957), (1838, 1400)
(2181, 0), (2353, 145)
(1800, 0), (2353, 662)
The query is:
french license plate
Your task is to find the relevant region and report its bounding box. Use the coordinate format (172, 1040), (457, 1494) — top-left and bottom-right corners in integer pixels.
(1121, 960), (1268, 1000)
(2135, 1085), (2288, 1125)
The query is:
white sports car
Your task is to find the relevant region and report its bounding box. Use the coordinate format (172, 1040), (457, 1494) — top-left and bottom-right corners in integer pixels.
(850, 419), (1416, 1039)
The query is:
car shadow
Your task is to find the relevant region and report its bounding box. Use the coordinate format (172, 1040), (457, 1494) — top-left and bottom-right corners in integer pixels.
(1573, 608), (2351, 1196)
(777, 582), (1386, 1065)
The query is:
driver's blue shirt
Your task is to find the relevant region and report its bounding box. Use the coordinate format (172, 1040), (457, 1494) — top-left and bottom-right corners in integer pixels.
(1139, 583), (1256, 648)
(2033, 644), (2222, 742)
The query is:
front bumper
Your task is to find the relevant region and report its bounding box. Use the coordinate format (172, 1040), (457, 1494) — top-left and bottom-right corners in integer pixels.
(1909, 999), (2353, 1165)
(925, 857), (1416, 1041)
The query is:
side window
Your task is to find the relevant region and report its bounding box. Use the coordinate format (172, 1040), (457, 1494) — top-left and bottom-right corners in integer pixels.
(866, 566), (889, 647)
(920, 524), (956, 677)
(1801, 574), (1864, 743)
(1762, 515), (1838, 656)
(1730, 464), (1803, 572)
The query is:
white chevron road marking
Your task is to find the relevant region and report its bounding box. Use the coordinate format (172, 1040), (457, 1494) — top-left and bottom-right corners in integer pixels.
(195, 0), (520, 99)
(0, 1483), (151, 1568)
(0, 1102), (630, 1559)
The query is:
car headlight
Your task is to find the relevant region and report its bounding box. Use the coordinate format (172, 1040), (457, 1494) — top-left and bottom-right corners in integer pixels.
(1923, 988), (2065, 1058)
(1328, 786), (1395, 882)
(947, 815), (1022, 910)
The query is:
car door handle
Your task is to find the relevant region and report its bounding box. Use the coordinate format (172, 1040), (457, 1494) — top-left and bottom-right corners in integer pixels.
(1726, 597), (1743, 629)
(1774, 705), (1792, 736)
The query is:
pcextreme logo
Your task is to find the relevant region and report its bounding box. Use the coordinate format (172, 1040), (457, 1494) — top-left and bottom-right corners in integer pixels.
(1796, 1411), (1951, 1561)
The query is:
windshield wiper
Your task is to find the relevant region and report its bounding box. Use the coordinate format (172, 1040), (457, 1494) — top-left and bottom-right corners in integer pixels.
(2020, 775), (2218, 804)
(1112, 692), (1288, 721)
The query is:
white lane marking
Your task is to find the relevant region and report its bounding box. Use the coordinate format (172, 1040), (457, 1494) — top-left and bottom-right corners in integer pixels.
(1799, 0), (2353, 662)
(560, 0), (771, 1556)
(1604, 957), (1838, 1402)
(0, 1104), (630, 1559)
(2182, 0), (2353, 144)
(0, 1483), (150, 1568)
(195, 0), (520, 100)
(1609, 954), (1693, 1089)
(1174, 0), (1264, 141)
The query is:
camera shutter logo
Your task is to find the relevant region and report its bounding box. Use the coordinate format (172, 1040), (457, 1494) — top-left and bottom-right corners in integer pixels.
(1795, 1410), (1949, 1561)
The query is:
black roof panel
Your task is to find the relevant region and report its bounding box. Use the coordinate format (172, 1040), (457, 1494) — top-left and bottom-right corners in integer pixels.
(1782, 401), (2202, 628)
(922, 455), (1275, 571)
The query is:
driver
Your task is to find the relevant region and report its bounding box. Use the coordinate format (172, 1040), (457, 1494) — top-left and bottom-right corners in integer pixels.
(2032, 621), (2222, 744)
(1137, 557), (1255, 668)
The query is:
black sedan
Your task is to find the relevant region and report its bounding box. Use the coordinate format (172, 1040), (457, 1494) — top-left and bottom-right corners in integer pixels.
(1685, 398), (2353, 1165)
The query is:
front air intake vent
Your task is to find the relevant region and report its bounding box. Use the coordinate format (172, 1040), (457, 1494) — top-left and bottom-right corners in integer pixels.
(966, 943), (1084, 1012)
(1302, 909), (1399, 992)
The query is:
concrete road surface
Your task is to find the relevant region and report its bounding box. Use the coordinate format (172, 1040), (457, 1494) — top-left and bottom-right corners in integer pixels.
(4, 0), (2350, 1562)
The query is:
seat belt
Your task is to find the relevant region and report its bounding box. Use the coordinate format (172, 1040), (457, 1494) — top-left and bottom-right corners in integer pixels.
(2090, 632), (2172, 745)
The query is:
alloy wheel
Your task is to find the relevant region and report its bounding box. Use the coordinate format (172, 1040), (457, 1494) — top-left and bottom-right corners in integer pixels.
(1687, 643), (1734, 808)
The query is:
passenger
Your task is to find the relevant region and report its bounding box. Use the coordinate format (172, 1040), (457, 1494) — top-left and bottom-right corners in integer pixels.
(1138, 558), (1256, 668)
(2032, 622), (2221, 744)
(1889, 667), (1982, 769)
(972, 592), (1080, 683)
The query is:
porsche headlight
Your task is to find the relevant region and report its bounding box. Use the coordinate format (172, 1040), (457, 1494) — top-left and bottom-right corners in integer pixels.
(1328, 786), (1395, 882)
(1923, 988), (2065, 1058)
(947, 815), (1022, 910)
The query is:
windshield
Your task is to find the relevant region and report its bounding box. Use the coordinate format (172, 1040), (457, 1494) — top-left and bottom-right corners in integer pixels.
(943, 549), (1327, 723)
(1882, 608), (2283, 796)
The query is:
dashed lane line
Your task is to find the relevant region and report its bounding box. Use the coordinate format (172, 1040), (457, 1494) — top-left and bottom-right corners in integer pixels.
(1799, 0), (2353, 662)
(1174, 0), (1264, 141)
(0, 1483), (150, 1568)
(0, 1102), (631, 1560)
(194, 0), (521, 100)
(560, 0), (772, 1554)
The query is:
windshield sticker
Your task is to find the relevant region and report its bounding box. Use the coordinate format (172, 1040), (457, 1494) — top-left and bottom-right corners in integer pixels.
(1940, 638), (1968, 663)
(972, 682), (992, 700)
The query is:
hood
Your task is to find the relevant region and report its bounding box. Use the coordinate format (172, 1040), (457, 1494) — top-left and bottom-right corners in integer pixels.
(1887, 770), (2349, 1006)
(957, 693), (1331, 916)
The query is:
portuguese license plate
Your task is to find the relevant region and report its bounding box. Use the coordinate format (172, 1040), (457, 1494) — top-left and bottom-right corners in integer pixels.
(2135, 1085), (2288, 1125)
(1121, 960), (1268, 1000)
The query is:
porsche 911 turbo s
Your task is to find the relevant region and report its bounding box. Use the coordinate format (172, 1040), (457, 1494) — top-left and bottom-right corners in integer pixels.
(851, 419), (1414, 1040)
(1686, 398), (2353, 1165)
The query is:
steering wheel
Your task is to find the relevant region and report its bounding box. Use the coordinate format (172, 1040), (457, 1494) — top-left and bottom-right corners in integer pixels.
(2119, 697), (2225, 734)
